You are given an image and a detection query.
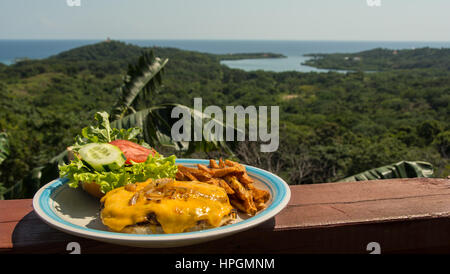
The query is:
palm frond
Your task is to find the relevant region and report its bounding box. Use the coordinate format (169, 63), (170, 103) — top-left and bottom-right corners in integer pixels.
(111, 51), (168, 120)
(111, 104), (238, 155)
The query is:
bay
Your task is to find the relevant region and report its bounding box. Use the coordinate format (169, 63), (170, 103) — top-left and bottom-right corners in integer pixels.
(1, 39), (449, 72)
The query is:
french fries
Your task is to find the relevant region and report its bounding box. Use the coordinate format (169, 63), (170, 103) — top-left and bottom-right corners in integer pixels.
(177, 165), (211, 181)
(175, 158), (270, 216)
(224, 175), (257, 215)
(209, 159), (219, 169)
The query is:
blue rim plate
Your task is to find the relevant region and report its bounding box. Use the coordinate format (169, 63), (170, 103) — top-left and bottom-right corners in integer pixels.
(32, 159), (291, 248)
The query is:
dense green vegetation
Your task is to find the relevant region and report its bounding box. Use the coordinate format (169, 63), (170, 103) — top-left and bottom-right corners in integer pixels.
(304, 47), (450, 71)
(0, 41), (449, 198)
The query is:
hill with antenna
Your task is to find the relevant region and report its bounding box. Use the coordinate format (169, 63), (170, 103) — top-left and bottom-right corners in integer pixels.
(50, 40), (143, 61)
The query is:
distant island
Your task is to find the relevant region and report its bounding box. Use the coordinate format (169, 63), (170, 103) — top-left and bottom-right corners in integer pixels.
(18, 41), (285, 64)
(215, 52), (285, 61)
(303, 47), (450, 71)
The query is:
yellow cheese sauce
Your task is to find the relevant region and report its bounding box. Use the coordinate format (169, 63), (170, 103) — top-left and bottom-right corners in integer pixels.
(100, 179), (233, 234)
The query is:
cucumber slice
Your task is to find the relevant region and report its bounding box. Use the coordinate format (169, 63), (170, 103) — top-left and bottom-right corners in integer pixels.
(79, 143), (126, 172)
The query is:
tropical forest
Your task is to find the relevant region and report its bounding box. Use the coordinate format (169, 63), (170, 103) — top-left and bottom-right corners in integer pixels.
(0, 41), (449, 199)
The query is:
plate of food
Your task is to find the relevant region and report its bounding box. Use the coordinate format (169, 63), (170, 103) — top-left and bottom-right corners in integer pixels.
(32, 112), (291, 248)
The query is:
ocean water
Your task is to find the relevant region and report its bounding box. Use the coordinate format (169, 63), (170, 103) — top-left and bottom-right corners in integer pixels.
(0, 40), (101, 65)
(1, 39), (449, 72)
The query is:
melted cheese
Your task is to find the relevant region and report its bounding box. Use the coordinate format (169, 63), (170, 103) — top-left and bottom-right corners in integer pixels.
(100, 179), (233, 234)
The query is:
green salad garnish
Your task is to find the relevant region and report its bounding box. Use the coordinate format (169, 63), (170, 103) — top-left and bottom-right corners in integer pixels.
(59, 153), (177, 194)
(58, 111), (178, 194)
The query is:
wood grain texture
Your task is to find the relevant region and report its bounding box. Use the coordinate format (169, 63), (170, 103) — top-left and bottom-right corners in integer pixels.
(1, 178), (450, 254)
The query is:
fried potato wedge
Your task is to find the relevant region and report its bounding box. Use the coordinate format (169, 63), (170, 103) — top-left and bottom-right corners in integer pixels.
(230, 198), (247, 213)
(225, 175), (257, 215)
(197, 164), (212, 174)
(209, 159), (219, 169)
(219, 158), (226, 168)
(177, 165), (212, 181)
(216, 178), (235, 195)
(209, 166), (243, 177)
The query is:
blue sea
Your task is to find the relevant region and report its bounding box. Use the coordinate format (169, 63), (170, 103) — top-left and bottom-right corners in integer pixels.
(0, 40), (449, 72)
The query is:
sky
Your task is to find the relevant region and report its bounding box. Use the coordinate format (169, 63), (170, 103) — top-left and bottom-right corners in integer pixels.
(0, 0), (449, 41)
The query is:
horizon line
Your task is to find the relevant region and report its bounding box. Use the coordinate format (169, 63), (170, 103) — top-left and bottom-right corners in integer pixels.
(0, 38), (449, 43)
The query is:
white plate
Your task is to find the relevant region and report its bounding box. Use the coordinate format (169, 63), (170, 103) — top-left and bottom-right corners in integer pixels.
(32, 159), (291, 248)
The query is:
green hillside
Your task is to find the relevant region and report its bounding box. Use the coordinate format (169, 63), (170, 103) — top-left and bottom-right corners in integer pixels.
(304, 47), (450, 71)
(0, 41), (449, 198)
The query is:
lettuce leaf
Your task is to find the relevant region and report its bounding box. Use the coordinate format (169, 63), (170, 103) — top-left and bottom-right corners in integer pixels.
(60, 111), (178, 194)
(59, 153), (178, 194)
(72, 111), (145, 151)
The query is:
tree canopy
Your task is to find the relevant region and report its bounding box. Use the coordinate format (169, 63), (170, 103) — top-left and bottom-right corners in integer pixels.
(0, 41), (449, 198)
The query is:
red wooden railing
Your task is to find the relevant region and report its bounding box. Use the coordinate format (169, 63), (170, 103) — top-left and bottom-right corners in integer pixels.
(1, 178), (450, 254)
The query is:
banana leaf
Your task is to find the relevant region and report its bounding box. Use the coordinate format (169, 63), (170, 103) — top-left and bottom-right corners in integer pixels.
(0, 149), (69, 199)
(0, 183), (6, 200)
(0, 132), (9, 165)
(111, 51), (168, 120)
(0, 132), (9, 199)
(339, 161), (434, 182)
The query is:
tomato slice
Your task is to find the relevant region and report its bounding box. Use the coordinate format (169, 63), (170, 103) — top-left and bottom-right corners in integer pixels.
(109, 140), (156, 164)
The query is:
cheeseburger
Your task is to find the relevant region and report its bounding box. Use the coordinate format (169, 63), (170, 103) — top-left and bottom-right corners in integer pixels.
(100, 178), (236, 234)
